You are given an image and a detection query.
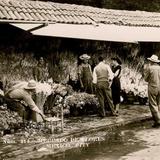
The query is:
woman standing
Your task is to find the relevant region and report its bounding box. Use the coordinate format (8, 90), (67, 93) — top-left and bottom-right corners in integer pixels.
(78, 54), (93, 94)
(33, 57), (49, 82)
(111, 57), (122, 114)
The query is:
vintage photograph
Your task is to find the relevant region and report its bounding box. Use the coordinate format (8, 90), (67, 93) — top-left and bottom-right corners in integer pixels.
(0, 0), (160, 159)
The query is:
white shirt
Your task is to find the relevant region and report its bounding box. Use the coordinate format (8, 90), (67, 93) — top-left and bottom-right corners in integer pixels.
(92, 61), (114, 84)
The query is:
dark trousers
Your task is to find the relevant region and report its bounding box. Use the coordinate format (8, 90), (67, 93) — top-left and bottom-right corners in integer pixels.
(96, 81), (115, 117)
(4, 97), (33, 121)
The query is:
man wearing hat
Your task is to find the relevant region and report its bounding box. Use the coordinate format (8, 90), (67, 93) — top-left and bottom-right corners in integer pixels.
(143, 54), (160, 128)
(78, 54), (93, 94)
(4, 80), (46, 121)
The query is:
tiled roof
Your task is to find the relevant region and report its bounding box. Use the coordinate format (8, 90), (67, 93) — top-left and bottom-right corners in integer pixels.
(0, 0), (160, 27)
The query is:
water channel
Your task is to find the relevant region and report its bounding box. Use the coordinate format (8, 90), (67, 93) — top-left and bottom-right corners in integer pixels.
(37, 121), (151, 160)
(1, 119), (159, 160)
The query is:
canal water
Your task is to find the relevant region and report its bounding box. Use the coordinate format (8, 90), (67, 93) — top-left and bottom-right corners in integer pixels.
(37, 121), (150, 160)
(1, 120), (157, 160)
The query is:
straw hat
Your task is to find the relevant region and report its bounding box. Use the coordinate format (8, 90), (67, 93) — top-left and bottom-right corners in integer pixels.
(79, 54), (91, 60)
(147, 55), (160, 63)
(24, 80), (36, 90)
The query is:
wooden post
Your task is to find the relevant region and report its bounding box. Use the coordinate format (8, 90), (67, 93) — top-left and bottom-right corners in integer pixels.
(61, 104), (64, 132)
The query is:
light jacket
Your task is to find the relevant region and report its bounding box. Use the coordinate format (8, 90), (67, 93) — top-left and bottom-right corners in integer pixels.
(143, 64), (160, 87)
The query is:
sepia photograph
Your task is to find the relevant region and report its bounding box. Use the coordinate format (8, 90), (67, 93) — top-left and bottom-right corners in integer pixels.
(0, 0), (160, 159)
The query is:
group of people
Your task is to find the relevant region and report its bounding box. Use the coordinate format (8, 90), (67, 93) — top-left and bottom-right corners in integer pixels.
(78, 54), (122, 118)
(78, 53), (160, 128)
(3, 53), (160, 129)
(2, 54), (122, 123)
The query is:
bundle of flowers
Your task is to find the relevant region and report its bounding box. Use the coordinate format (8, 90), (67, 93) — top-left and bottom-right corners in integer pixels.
(35, 82), (52, 96)
(34, 82), (52, 112)
(64, 92), (99, 116)
(120, 67), (148, 98)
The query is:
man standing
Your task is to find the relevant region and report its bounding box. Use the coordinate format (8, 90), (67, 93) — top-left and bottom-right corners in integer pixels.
(78, 54), (93, 94)
(93, 56), (117, 117)
(143, 55), (160, 128)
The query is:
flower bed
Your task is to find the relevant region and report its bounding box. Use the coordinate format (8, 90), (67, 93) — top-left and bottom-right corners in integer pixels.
(0, 106), (23, 132)
(64, 93), (99, 116)
(44, 83), (100, 117)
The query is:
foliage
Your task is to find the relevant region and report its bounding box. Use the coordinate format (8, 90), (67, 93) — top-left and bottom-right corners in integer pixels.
(64, 92), (98, 108)
(43, 83), (74, 116)
(0, 106), (23, 130)
(48, 51), (78, 83)
(64, 92), (99, 116)
(0, 51), (37, 92)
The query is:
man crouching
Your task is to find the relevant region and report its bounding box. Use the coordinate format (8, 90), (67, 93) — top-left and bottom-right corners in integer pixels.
(4, 80), (46, 122)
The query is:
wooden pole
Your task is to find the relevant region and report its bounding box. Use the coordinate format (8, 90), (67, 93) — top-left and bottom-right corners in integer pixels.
(61, 104), (64, 132)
